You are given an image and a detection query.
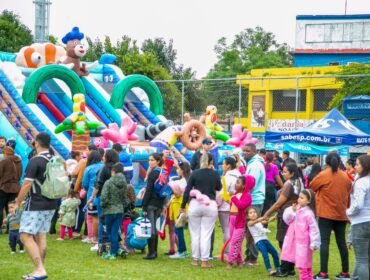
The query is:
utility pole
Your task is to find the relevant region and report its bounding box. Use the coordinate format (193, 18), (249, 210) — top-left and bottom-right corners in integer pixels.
(34, 0), (52, 43)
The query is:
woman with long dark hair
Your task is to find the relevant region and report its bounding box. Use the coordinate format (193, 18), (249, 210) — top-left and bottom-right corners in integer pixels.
(307, 163), (322, 187)
(262, 152), (284, 215)
(310, 153), (352, 280)
(87, 149), (119, 252)
(347, 155), (370, 280)
(81, 151), (103, 244)
(142, 153), (165, 260)
(262, 163), (304, 277)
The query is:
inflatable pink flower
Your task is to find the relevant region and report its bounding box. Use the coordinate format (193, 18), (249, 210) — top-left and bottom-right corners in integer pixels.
(101, 116), (139, 145)
(226, 124), (258, 147)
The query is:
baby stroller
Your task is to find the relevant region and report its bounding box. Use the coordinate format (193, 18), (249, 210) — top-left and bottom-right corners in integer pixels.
(97, 221), (128, 258)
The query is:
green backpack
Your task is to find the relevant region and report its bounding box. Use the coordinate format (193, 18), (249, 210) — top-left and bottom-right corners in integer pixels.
(36, 155), (70, 199)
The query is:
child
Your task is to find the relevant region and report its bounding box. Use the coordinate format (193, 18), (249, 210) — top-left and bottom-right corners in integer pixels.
(226, 175), (253, 269)
(281, 189), (321, 280)
(66, 151), (81, 177)
(57, 190), (81, 241)
(100, 163), (127, 260)
(6, 201), (24, 254)
(247, 207), (280, 276)
(121, 184), (136, 248)
(126, 211), (148, 253)
(168, 161), (191, 259)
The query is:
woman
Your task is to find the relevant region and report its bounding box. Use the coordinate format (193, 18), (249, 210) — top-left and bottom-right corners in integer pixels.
(0, 147), (22, 232)
(180, 152), (222, 268)
(310, 153), (352, 280)
(347, 155), (370, 280)
(142, 153), (166, 260)
(345, 159), (356, 181)
(307, 163), (322, 187)
(262, 152), (284, 215)
(262, 163), (304, 277)
(81, 151), (103, 244)
(87, 149), (119, 252)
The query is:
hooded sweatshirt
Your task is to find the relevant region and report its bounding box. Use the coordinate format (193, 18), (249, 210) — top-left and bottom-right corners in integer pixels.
(230, 175), (254, 229)
(246, 154), (266, 205)
(0, 155), (22, 193)
(100, 172), (127, 215)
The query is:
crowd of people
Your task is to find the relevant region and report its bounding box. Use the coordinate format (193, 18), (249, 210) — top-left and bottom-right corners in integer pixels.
(0, 134), (369, 280)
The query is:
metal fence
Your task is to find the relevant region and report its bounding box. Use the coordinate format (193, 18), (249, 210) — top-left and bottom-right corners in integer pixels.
(153, 74), (370, 128)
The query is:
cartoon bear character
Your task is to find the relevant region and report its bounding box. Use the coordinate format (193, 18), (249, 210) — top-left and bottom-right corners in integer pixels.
(61, 27), (88, 76)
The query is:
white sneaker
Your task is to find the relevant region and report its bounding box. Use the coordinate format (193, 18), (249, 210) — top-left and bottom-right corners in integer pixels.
(19, 250), (25, 254)
(82, 238), (92, 243)
(10, 251), (16, 255)
(169, 252), (180, 259)
(90, 244), (99, 252)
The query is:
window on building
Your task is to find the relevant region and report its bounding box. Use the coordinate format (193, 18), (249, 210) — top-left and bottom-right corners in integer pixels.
(272, 90), (307, 111)
(305, 22), (370, 43)
(313, 89), (338, 111)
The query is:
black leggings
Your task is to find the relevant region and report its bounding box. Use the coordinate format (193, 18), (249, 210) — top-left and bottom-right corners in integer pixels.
(318, 218), (349, 273)
(279, 241), (295, 273)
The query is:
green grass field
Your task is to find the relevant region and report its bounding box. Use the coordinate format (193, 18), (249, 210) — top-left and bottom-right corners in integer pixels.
(0, 222), (354, 280)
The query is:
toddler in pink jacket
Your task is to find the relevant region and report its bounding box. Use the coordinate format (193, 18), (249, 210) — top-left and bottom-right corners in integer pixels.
(281, 189), (321, 280)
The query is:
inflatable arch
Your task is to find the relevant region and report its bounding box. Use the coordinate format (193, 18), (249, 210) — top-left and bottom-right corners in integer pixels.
(110, 74), (163, 115)
(22, 64), (86, 104)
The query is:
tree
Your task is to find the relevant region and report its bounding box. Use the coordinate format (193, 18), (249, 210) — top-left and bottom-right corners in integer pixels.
(205, 26), (292, 117)
(330, 64), (370, 109)
(141, 38), (177, 74)
(0, 10), (33, 53)
(82, 35), (182, 120)
(208, 26), (292, 78)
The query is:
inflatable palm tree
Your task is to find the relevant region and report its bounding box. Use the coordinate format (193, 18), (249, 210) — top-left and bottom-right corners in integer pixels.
(55, 94), (103, 153)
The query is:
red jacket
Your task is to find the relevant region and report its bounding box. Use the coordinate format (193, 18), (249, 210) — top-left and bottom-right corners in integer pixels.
(230, 175), (254, 229)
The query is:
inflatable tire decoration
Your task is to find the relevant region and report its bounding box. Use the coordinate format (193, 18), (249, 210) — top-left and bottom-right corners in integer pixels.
(180, 120), (206, 150)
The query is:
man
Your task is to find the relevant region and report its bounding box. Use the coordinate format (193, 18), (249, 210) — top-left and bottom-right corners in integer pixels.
(15, 132), (56, 279)
(258, 148), (267, 161)
(0, 136), (6, 160)
(243, 143), (266, 265)
(190, 138), (214, 170)
(281, 150), (295, 169)
(273, 151), (282, 171)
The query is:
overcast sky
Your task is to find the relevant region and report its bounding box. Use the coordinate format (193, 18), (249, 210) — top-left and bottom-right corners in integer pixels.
(1, 0), (370, 78)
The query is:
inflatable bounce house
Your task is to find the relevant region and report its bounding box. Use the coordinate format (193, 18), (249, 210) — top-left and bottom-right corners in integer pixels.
(0, 26), (258, 191)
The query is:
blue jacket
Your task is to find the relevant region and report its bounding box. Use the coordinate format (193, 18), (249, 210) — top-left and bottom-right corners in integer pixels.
(82, 162), (103, 205)
(246, 155), (266, 206)
(126, 219), (148, 250)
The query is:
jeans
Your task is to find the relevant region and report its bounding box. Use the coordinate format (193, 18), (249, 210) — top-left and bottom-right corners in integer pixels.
(245, 204), (263, 262)
(0, 191), (17, 230)
(105, 213), (123, 256)
(9, 230), (23, 251)
(174, 227), (187, 253)
(318, 218), (348, 273)
(95, 196), (105, 244)
(256, 239), (280, 271)
(352, 221), (370, 280)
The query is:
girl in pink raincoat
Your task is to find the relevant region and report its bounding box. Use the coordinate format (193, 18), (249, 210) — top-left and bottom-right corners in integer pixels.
(281, 189), (321, 280)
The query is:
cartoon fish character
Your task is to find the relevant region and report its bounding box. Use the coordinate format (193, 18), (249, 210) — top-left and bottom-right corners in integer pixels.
(16, 43), (66, 68)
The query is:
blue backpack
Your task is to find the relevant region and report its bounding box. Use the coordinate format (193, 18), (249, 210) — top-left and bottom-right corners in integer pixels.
(153, 168), (172, 198)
